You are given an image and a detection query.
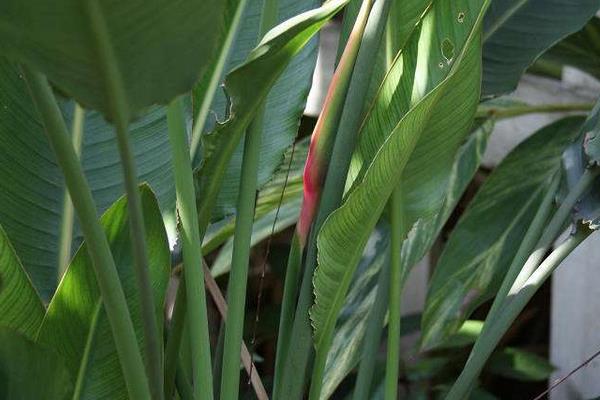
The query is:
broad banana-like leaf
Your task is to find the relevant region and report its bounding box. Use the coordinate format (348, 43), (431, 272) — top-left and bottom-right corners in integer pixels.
(37, 186), (170, 400)
(482, 0), (600, 96)
(421, 117), (584, 350)
(0, 60), (175, 299)
(311, 0), (488, 353)
(321, 121), (492, 398)
(0, 0), (226, 118)
(0, 327), (72, 400)
(194, 0), (350, 235)
(0, 225), (44, 339)
(563, 100), (600, 229)
(209, 138), (308, 275)
(538, 17), (600, 81)
(201, 0), (319, 220)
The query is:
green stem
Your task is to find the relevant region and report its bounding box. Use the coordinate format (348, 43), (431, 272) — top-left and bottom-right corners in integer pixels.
(167, 96), (214, 399)
(176, 362), (195, 400)
(352, 261), (390, 400)
(189, 0), (249, 160)
(476, 102), (593, 120)
(475, 175), (560, 346)
(445, 229), (590, 400)
(272, 233), (303, 398)
(23, 66), (151, 400)
(84, 1), (162, 397)
(58, 103), (85, 279)
(385, 188), (404, 400)
(220, 87), (266, 400)
(220, 1), (279, 398)
(164, 280), (187, 400)
(510, 168), (599, 291)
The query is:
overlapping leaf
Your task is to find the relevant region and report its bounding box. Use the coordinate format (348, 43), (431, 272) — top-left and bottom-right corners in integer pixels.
(0, 0), (227, 118)
(422, 117), (584, 350)
(321, 122), (492, 398)
(194, 0), (350, 234)
(0, 225), (44, 339)
(0, 60), (175, 299)
(200, 0), (319, 220)
(311, 0), (488, 352)
(538, 17), (600, 81)
(482, 0), (599, 96)
(0, 327), (72, 400)
(37, 186), (170, 399)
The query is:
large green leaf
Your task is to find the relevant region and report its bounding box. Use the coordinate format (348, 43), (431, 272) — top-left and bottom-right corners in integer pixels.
(422, 117), (584, 350)
(0, 0), (226, 118)
(482, 0), (599, 96)
(0, 327), (72, 400)
(311, 0), (487, 353)
(194, 0), (350, 235)
(200, 0), (319, 220)
(36, 186), (170, 400)
(0, 60), (175, 299)
(0, 225), (44, 339)
(320, 122), (492, 398)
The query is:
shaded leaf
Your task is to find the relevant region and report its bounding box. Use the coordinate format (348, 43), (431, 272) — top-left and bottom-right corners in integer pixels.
(37, 186), (170, 400)
(487, 347), (554, 382)
(0, 0), (227, 117)
(0, 225), (44, 339)
(482, 0), (599, 96)
(202, 0), (319, 220)
(194, 0), (350, 236)
(422, 117), (584, 350)
(0, 327), (72, 400)
(0, 60), (175, 299)
(538, 17), (600, 81)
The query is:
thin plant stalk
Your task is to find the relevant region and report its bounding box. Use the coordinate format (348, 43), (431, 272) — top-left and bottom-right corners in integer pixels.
(445, 229), (591, 400)
(385, 188), (404, 400)
(84, 1), (162, 397)
(272, 233), (303, 397)
(189, 0), (250, 160)
(473, 175), (560, 346)
(383, 6), (403, 399)
(476, 102), (594, 120)
(23, 66), (151, 400)
(220, 107), (264, 400)
(167, 96), (214, 399)
(352, 261), (391, 400)
(510, 168), (599, 291)
(58, 103), (85, 278)
(220, 0), (279, 397)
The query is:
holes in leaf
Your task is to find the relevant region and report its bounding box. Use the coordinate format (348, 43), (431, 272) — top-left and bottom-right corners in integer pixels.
(457, 12), (465, 23)
(441, 38), (455, 64)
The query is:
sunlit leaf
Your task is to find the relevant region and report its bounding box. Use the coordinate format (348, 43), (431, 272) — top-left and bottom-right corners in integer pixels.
(37, 186), (170, 399)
